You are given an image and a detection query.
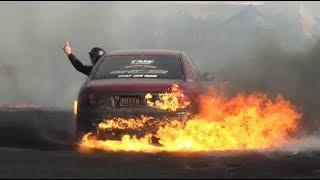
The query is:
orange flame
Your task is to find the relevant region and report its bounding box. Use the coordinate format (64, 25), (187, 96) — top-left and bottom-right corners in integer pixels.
(145, 84), (187, 112)
(145, 92), (180, 112)
(98, 116), (151, 130)
(79, 87), (302, 153)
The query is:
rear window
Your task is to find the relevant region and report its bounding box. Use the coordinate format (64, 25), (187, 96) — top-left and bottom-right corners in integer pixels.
(93, 55), (185, 80)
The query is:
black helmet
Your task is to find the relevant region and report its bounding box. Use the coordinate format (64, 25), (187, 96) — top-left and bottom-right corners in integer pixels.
(89, 47), (105, 63)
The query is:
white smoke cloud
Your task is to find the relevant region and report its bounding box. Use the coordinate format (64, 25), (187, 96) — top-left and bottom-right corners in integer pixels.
(0, 1), (319, 111)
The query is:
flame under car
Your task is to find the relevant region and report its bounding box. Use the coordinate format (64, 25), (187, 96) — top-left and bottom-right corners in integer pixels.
(74, 50), (214, 141)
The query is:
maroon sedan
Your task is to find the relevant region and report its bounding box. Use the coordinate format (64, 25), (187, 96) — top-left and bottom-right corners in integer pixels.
(74, 50), (214, 140)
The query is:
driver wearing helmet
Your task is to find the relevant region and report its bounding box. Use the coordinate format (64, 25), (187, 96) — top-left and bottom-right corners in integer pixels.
(62, 41), (105, 76)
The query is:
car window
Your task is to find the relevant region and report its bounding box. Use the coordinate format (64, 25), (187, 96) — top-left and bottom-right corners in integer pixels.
(189, 57), (202, 80)
(92, 55), (185, 80)
(182, 56), (197, 81)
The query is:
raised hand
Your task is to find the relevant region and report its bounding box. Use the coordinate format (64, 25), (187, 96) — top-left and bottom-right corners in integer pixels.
(62, 41), (72, 55)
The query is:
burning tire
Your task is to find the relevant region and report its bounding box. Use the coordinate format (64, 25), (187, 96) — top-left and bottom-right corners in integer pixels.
(75, 117), (95, 142)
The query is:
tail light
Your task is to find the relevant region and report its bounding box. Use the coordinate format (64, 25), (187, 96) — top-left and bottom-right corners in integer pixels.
(73, 100), (78, 115)
(179, 93), (191, 109)
(79, 93), (110, 107)
(78, 93), (98, 106)
(147, 92), (191, 109)
(172, 84), (191, 109)
(78, 93), (90, 106)
(88, 94), (97, 105)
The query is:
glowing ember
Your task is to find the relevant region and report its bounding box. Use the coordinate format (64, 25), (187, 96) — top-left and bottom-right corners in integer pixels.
(79, 88), (302, 153)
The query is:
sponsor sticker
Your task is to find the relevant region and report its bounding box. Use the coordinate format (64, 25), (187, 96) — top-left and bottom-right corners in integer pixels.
(133, 74), (144, 78)
(144, 74), (158, 78)
(124, 65), (157, 69)
(131, 60), (154, 65)
(117, 74), (158, 78)
(118, 74), (133, 78)
(111, 70), (168, 74)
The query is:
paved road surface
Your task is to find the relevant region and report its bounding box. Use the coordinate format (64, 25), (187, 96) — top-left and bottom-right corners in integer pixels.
(0, 108), (320, 179)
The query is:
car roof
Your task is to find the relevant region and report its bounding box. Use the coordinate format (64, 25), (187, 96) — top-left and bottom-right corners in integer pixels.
(106, 49), (182, 58)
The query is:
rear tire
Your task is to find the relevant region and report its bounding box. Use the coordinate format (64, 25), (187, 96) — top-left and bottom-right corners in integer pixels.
(75, 117), (95, 142)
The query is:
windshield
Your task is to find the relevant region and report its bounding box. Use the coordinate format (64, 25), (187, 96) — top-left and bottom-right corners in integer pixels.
(93, 55), (185, 80)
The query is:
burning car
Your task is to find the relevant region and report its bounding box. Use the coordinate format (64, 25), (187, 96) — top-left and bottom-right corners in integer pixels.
(74, 50), (214, 141)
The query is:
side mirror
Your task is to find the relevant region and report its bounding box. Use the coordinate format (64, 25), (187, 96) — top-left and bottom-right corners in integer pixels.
(201, 72), (214, 81)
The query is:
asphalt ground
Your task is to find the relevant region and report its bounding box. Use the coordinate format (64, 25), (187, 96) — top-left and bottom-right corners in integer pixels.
(0, 108), (320, 179)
